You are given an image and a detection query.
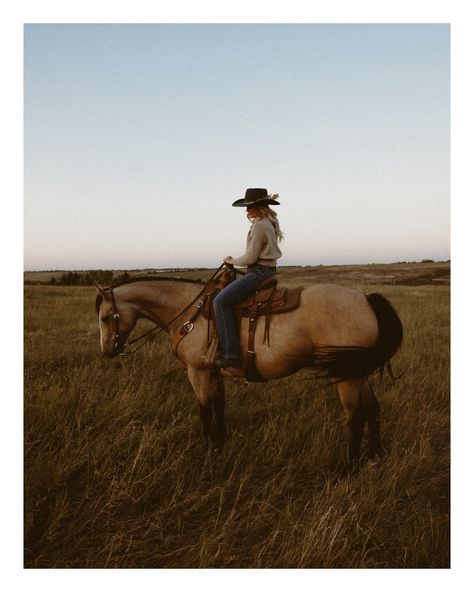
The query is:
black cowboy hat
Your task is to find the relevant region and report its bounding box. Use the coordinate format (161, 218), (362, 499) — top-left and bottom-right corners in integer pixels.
(232, 188), (280, 207)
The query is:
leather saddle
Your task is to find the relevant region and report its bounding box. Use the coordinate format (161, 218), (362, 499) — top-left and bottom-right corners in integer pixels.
(203, 274), (302, 320)
(173, 268), (304, 382)
(203, 270), (304, 381)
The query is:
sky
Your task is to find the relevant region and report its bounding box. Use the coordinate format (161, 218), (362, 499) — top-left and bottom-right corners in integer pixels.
(24, 23), (450, 270)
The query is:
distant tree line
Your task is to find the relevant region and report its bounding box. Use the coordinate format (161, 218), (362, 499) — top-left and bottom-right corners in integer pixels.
(24, 270), (132, 286)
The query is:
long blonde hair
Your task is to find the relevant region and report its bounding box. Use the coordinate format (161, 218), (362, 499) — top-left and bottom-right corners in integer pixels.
(248, 206), (284, 242)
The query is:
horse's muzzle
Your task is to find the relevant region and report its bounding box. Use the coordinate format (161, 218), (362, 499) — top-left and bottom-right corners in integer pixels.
(102, 345), (123, 358)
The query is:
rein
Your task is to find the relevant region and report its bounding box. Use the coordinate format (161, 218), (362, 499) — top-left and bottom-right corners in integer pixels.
(108, 264), (226, 356)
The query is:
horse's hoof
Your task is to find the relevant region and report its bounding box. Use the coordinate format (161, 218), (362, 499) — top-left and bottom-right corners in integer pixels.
(368, 453), (382, 469)
(211, 434), (226, 452)
(336, 461), (359, 479)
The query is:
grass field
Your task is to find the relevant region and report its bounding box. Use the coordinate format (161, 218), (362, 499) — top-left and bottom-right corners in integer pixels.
(24, 263), (450, 568)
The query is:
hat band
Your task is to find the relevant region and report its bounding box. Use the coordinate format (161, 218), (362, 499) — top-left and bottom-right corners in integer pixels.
(247, 193), (279, 204)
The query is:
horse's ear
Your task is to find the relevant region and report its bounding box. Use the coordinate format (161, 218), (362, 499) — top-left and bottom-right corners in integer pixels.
(95, 282), (111, 300)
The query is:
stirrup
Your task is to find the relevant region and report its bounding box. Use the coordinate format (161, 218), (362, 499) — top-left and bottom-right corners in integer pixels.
(214, 356), (243, 370)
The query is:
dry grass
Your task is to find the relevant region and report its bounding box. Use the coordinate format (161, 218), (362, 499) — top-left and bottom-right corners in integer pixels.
(24, 265), (449, 568)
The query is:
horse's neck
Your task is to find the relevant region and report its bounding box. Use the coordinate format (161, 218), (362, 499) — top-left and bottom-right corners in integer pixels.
(117, 281), (202, 329)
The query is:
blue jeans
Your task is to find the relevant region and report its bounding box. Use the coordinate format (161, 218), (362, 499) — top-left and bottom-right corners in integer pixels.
(213, 264), (276, 359)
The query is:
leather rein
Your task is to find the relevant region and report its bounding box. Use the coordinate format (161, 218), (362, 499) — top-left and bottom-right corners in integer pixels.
(105, 264), (226, 356)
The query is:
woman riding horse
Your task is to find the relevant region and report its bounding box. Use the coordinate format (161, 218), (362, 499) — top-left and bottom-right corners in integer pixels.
(213, 188), (284, 371)
(95, 189), (403, 467)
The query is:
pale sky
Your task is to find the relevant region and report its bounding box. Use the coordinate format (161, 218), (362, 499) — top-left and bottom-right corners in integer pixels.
(24, 23), (450, 270)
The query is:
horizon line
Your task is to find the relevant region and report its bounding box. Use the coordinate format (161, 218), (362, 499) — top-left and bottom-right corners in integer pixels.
(24, 258), (451, 273)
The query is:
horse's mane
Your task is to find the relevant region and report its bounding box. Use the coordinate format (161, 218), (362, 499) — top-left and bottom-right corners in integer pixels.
(95, 276), (205, 314)
(113, 276), (205, 287)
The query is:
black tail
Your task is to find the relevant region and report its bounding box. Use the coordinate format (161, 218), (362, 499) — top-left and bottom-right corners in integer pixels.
(311, 292), (403, 380)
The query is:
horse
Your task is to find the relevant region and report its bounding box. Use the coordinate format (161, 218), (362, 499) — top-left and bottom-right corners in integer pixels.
(95, 271), (403, 469)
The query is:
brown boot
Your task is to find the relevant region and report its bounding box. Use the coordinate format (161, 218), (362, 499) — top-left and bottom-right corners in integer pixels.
(214, 356), (243, 371)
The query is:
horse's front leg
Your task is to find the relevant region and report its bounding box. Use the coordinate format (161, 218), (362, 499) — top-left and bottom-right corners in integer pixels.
(211, 372), (226, 448)
(187, 366), (227, 450)
(198, 398), (213, 447)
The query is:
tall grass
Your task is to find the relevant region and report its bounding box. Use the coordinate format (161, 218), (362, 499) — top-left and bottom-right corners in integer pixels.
(24, 281), (449, 568)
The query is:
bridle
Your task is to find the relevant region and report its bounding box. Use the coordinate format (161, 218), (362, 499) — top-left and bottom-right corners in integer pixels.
(99, 263), (227, 357)
(108, 288), (125, 355)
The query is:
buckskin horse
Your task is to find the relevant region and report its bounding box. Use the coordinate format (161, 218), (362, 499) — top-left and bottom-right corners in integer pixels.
(95, 267), (403, 468)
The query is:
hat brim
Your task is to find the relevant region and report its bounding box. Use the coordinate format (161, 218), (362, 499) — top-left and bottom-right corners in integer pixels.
(232, 198), (280, 207)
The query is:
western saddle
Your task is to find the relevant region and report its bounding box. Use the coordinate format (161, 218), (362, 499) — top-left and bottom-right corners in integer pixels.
(172, 268), (304, 382)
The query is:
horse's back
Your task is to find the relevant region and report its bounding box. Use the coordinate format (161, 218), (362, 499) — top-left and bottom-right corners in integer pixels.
(298, 284), (379, 347)
(235, 283), (380, 380)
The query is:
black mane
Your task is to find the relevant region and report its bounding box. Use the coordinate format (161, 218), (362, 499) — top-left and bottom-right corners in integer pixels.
(113, 275), (205, 288)
(95, 275), (205, 314)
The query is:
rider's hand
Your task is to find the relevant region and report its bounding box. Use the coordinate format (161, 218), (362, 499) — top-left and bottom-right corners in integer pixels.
(223, 256), (233, 264)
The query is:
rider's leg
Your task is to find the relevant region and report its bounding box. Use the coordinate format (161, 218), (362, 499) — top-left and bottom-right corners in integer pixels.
(213, 266), (275, 365)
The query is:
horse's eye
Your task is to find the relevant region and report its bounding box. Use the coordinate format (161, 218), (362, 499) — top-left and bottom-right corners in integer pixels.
(100, 315), (109, 323)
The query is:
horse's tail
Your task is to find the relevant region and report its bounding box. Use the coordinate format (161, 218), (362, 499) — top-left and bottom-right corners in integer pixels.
(311, 292), (403, 380)
(365, 292), (404, 374)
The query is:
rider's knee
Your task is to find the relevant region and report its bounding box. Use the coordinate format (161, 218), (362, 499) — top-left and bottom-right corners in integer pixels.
(213, 290), (227, 308)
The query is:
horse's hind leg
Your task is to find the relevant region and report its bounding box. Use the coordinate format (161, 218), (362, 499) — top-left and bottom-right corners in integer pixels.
(337, 379), (366, 470)
(361, 380), (383, 465)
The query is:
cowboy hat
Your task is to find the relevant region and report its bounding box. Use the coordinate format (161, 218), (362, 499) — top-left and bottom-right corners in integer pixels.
(232, 188), (280, 207)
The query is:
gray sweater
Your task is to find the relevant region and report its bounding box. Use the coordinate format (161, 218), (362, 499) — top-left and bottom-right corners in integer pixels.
(232, 217), (282, 268)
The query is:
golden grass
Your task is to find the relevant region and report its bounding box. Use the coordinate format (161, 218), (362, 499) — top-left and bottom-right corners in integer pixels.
(24, 267), (449, 568)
